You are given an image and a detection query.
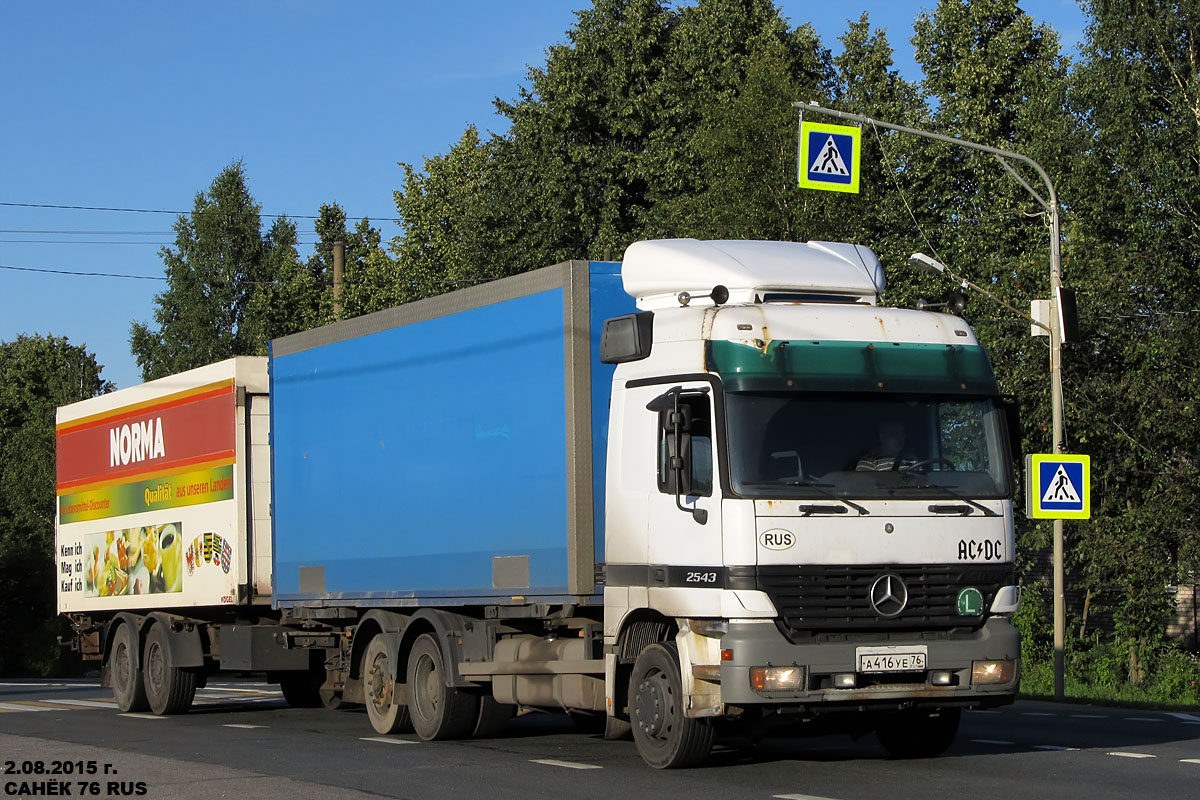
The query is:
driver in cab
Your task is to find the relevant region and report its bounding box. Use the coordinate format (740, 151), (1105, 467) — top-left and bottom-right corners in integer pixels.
(856, 420), (918, 471)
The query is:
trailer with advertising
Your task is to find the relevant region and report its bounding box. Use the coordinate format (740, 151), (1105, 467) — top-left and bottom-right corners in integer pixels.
(60, 240), (1022, 768)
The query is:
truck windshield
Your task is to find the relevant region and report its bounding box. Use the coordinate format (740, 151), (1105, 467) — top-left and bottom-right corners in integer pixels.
(725, 392), (1012, 499)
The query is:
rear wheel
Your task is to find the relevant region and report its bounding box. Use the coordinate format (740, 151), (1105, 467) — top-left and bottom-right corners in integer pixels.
(876, 708), (961, 758)
(472, 694), (514, 738)
(110, 623), (148, 713)
(407, 633), (478, 740)
(142, 623), (196, 715)
(363, 635), (412, 734)
(629, 643), (715, 768)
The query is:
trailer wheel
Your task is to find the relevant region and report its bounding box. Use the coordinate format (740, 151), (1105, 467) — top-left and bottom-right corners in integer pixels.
(407, 633), (478, 740)
(142, 624), (196, 715)
(110, 623), (148, 713)
(363, 635), (412, 734)
(876, 708), (961, 758)
(629, 643), (714, 769)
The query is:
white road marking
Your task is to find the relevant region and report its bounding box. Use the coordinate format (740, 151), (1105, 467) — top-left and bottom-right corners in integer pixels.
(530, 759), (602, 770)
(42, 698), (119, 709)
(971, 739), (1016, 745)
(118, 712), (167, 719)
(1169, 712), (1200, 722)
(223, 723), (267, 729)
(360, 736), (417, 745)
(774, 795), (844, 800)
(1123, 717), (1163, 722)
(1180, 759), (1200, 765)
(1107, 752), (1156, 759)
(0, 702), (59, 712)
(0, 681), (56, 687)
(967, 709), (1001, 714)
(1022, 712), (1055, 716)
(1033, 745), (1079, 751)
(1071, 714), (1107, 719)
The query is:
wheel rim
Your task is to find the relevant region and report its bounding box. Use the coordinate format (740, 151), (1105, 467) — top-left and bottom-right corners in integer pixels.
(413, 652), (439, 722)
(367, 650), (393, 715)
(634, 667), (673, 742)
(113, 641), (132, 693)
(146, 641), (165, 696)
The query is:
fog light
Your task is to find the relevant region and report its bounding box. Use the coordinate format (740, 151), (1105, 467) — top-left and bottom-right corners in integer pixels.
(931, 670), (954, 686)
(833, 673), (857, 688)
(972, 659), (1015, 685)
(750, 665), (806, 692)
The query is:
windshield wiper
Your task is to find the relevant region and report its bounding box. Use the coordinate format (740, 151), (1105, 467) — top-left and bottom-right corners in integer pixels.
(890, 483), (999, 517)
(779, 479), (870, 516)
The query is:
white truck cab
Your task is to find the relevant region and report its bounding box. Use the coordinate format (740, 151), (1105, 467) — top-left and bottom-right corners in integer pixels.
(600, 239), (1020, 767)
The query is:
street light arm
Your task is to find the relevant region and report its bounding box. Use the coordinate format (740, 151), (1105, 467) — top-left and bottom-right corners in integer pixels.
(794, 102), (1059, 213)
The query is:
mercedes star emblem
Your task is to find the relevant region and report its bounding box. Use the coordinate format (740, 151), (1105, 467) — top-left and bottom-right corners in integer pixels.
(869, 573), (908, 617)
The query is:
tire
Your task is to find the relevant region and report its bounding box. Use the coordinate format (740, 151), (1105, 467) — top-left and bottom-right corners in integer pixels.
(407, 633), (478, 741)
(279, 671), (323, 708)
(110, 623), (148, 713)
(472, 694), (514, 738)
(363, 635), (412, 734)
(319, 685), (354, 710)
(876, 708), (961, 758)
(142, 623), (197, 715)
(603, 714), (633, 741)
(629, 643), (715, 769)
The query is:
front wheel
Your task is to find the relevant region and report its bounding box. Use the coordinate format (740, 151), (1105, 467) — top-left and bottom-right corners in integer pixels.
(110, 622), (148, 713)
(407, 633), (478, 741)
(142, 623), (196, 715)
(876, 708), (961, 758)
(629, 643), (715, 769)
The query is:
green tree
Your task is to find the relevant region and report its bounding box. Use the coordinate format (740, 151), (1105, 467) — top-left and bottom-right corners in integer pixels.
(127, 163), (304, 381)
(0, 335), (111, 676)
(1064, 0), (1200, 657)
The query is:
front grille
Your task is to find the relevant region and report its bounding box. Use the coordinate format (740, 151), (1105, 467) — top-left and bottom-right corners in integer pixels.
(727, 563), (1012, 632)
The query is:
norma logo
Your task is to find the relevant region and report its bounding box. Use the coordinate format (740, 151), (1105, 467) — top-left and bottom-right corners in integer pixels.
(110, 418), (166, 467)
(759, 529), (796, 550)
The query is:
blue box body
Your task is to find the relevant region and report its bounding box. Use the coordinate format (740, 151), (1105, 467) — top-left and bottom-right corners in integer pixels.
(269, 261), (634, 606)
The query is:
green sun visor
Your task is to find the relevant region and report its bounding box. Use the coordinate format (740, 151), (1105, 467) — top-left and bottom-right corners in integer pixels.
(708, 339), (999, 395)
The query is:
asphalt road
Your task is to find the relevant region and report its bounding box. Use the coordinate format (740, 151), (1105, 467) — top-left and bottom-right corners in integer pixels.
(2, 679), (1198, 799)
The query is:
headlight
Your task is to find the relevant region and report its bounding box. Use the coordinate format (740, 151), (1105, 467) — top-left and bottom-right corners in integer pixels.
(972, 659), (1015, 685)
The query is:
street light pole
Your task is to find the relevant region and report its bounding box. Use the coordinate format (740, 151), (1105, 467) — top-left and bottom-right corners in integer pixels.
(795, 101), (1068, 699)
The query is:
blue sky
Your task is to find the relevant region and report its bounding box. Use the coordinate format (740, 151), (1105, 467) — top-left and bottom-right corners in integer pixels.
(0, 1), (1087, 389)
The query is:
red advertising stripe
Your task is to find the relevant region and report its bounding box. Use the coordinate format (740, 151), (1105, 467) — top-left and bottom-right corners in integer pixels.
(56, 380), (233, 434)
(56, 388), (236, 489)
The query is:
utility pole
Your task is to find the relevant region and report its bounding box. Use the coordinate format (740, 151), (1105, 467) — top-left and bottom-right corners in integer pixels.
(333, 240), (345, 319)
(794, 101), (1068, 699)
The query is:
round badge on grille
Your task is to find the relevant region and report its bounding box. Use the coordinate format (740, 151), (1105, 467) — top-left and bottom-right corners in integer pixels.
(869, 574), (908, 617)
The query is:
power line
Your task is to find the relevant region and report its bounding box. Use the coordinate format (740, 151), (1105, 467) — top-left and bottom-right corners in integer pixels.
(0, 239), (322, 245)
(0, 264), (166, 281)
(0, 201), (400, 222)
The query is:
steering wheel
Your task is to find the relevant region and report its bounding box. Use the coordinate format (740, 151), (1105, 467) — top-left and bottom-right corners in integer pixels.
(901, 457), (955, 472)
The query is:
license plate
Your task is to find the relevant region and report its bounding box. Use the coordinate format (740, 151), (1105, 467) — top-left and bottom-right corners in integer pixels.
(856, 646), (928, 673)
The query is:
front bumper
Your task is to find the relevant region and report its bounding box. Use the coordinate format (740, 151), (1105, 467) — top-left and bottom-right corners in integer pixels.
(718, 616), (1019, 707)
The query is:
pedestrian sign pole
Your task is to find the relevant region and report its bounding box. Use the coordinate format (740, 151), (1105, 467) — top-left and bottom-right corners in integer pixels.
(798, 118), (861, 193)
(1026, 454), (1091, 519)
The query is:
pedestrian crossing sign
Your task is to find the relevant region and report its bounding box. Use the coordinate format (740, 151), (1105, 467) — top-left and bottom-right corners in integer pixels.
(1026, 454), (1091, 519)
(799, 120), (861, 193)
